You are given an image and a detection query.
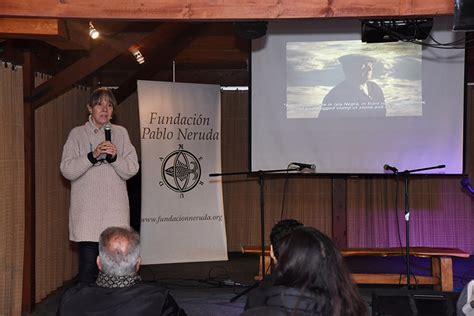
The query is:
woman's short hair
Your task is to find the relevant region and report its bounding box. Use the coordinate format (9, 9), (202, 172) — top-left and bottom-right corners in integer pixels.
(98, 226), (140, 276)
(88, 87), (117, 108)
(274, 227), (367, 316)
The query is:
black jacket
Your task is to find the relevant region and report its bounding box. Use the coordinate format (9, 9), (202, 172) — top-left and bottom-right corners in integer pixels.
(242, 285), (324, 316)
(244, 274), (275, 310)
(57, 282), (186, 316)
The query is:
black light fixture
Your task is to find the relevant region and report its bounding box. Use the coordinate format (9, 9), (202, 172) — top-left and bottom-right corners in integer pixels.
(361, 18), (433, 43)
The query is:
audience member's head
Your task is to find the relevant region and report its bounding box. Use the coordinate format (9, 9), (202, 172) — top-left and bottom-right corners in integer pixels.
(269, 219), (303, 262)
(97, 226), (141, 276)
(274, 227), (367, 316)
(59, 226), (186, 315)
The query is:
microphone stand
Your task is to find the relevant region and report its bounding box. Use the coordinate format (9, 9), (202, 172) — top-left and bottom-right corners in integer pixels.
(209, 166), (300, 301)
(389, 164), (445, 288)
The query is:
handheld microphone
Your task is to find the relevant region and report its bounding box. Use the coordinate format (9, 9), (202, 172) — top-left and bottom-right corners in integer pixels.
(383, 164), (398, 174)
(461, 177), (474, 194)
(104, 122), (111, 142)
(104, 122), (112, 161)
(290, 162), (316, 172)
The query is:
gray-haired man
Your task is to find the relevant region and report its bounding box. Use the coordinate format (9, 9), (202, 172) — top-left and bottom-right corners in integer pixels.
(58, 226), (186, 315)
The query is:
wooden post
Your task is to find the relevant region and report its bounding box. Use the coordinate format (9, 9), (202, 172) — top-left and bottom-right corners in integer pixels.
(332, 177), (347, 249)
(22, 50), (36, 315)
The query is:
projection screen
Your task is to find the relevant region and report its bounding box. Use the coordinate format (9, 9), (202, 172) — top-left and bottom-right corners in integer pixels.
(251, 17), (464, 174)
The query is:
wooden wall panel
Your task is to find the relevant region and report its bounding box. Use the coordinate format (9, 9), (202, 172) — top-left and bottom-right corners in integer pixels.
(0, 64), (25, 316)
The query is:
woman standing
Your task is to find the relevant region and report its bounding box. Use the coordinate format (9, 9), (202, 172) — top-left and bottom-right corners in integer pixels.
(60, 87), (139, 284)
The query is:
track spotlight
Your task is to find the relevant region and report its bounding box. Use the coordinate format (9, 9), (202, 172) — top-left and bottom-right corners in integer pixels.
(134, 50), (145, 64)
(130, 47), (145, 64)
(89, 22), (100, 39)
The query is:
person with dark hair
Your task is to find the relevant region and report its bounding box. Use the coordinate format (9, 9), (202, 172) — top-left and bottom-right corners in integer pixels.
(242, 227), (367, 316)
(244, 219), (303, 310)
(269, 219), (304, 264)
(60, 87), (139, 284)
(320, 54), (386, 118)
(58, 226), (186, 315)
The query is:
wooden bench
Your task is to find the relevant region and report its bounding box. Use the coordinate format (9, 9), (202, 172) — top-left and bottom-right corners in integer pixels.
(242, 246), (470, 292)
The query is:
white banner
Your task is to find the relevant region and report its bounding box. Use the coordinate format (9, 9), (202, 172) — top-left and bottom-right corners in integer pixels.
(137, 80), (227, 264)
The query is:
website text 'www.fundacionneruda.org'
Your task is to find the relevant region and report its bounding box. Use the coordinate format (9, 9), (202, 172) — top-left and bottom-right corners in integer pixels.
(141, 214), (223, 224)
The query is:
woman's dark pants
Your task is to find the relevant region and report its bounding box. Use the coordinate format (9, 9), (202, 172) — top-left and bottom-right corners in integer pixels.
(78, 242), (99, 284)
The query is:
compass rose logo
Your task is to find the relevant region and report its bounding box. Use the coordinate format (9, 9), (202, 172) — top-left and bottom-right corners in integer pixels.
(159, 145), (203, 196)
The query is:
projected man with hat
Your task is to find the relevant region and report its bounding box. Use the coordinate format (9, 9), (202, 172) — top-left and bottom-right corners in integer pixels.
(320, 54), (386, 117)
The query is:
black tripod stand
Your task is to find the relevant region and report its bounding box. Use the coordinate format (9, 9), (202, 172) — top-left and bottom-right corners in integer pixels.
(210, 166), (302, 302)
(386, 164), (445, 288)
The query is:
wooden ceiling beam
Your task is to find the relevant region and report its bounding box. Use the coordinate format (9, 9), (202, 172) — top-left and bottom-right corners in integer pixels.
(46, 20), (90, 50)
(114, 24), (204, 104)
(0, 0), (452, 20)
(0, 18), (62, 36)
(31, 23), (185, 109)
(0, 18), (90, 50)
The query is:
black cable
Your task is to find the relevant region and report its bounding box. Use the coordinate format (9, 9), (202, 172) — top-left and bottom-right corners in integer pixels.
(279, 164), (292, 220)
(155, 278), (221, 289)
(362, 20), (472, 49)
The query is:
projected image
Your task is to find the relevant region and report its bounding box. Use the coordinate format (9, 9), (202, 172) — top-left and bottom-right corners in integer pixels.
(286, 40), (422, 118)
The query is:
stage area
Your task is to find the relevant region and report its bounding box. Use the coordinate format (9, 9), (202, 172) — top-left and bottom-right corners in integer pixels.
(32, 252), (473, 315)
